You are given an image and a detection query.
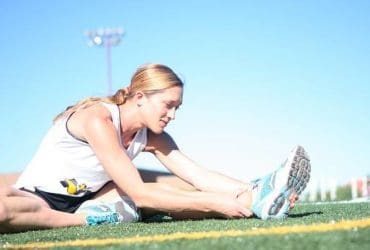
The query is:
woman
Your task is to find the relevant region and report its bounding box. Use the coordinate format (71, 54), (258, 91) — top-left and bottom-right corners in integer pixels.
(0, 64), (310, 233)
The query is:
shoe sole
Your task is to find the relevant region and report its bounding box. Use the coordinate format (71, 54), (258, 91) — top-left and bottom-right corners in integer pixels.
(265, 145), (311, 218)
(288, 146), (311, 195)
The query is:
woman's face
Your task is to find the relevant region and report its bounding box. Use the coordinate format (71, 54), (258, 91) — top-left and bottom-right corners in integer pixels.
(140, 86), (183, 134)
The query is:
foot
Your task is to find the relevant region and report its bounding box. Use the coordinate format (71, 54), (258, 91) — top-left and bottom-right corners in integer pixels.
(75, 198), (141, 225)
(85, 211), (120, 226)
(251, 145), (311, 220)
(75, 200), (122, 226)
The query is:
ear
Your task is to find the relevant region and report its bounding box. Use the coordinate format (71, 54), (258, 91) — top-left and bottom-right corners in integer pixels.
(134, 91), (145, 106)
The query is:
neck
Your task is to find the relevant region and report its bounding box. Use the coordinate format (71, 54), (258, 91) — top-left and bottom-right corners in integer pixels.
(118, 102), (144, 145)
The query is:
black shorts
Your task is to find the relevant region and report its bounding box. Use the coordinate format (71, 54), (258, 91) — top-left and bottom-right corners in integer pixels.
(20, 182), (110, 213)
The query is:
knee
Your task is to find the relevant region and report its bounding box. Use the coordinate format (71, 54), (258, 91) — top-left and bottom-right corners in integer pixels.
(0, 187), (18, 225)
(0, 186), (15, 197)
(0, 199), (9, 223)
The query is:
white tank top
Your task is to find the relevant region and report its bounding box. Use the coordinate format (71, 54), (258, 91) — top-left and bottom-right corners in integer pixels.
(15, 103), (147, 196)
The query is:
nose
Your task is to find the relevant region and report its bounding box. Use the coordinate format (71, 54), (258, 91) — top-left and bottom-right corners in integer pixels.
(167, 107), (176, 120)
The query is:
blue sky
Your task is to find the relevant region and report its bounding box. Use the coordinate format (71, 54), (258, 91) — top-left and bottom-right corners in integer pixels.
(1, 0), (369, 188)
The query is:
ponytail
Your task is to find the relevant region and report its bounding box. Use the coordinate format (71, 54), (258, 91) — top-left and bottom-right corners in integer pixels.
(54, 63), (183, 122)
(53, 87), (131, 122)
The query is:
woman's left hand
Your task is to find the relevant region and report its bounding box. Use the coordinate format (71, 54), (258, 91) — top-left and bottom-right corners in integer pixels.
(289, 192), (299, 209)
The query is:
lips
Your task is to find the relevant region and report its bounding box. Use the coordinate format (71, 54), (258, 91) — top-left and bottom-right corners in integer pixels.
(160, 119), (169, 127)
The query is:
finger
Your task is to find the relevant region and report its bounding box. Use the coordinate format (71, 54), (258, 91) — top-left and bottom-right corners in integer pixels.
(290, 195), (299, 203)
(240, 208), (253, 218)
(228, 213), (243, 219)
(229, 210), (249, 219)
(290, 191), (297, 199)
(290, 193), (299, 202)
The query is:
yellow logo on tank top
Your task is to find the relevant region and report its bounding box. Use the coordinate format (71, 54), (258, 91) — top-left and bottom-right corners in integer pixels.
(60, 178), (88, 195)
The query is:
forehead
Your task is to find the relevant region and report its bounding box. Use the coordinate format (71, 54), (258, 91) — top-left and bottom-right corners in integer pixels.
(157, 86), (183, 102)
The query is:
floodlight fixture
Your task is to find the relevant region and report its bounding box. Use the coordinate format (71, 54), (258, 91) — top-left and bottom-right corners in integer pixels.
(85, 27), (125, 94)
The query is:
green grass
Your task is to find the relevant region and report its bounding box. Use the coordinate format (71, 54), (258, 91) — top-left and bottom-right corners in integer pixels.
(1, 202), (370, 249)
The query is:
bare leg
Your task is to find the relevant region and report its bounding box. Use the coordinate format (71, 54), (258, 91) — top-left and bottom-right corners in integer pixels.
(138, 169), (253, 205)
(0, 187), (85, 233)
(137, 170), (219, 219)
(92, 181), (130, 202)
(92, 180), (242, 221)
(91, 170), (297, 221)
(139, 184), (223, 220)
(137, 169), (297, 212)
(138, 169), (196, 191)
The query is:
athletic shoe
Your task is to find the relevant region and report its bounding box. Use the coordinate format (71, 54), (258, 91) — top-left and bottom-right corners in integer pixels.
(76, 198), (141, 225)
(85, 211), (120, 226)
(76, 200), (122, 226)
(251, 145), (311, 220)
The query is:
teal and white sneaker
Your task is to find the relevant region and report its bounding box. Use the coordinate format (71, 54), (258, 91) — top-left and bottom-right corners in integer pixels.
(251, 145), (311, 220)
(76, 197), (141, 226)
(85, 211), (120, 226)
(76, 201), (121, 226)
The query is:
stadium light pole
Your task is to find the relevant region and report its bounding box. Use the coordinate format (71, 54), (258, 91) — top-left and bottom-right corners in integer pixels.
(85, 27), (125, 95)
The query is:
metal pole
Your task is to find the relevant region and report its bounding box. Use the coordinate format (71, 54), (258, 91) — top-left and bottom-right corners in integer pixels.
(106, 39), (112, 95)
(85, 28), (124, 95)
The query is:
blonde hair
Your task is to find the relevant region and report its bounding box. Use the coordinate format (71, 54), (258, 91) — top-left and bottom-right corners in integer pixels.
(54, 63), (184, 122)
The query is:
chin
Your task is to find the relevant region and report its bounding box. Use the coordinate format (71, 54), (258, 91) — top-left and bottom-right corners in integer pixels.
(149, 127), (164, 134)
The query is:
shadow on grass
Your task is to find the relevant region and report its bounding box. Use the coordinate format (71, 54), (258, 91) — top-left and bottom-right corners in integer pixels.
(143, 215), (227, 224)
(288, 211), (323, 218)
(143, 215), (175, 223)
(142, 211), (324, 223)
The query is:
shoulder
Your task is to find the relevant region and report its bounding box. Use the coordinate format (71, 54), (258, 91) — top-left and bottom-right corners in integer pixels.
(68, 103), (117, 141)
(74, 103), (114, 123)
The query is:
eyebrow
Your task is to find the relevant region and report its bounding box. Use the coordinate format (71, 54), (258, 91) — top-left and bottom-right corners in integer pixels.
(166, 99), (182, 105)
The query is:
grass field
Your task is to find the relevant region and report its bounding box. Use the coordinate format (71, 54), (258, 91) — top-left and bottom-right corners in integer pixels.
(1, 201), (369, 249)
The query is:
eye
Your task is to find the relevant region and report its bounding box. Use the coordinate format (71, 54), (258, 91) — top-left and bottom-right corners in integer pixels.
(164, 101), (181, 110)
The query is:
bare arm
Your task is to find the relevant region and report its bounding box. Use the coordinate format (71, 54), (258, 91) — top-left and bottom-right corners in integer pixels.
(146, 131), (252, 196)
(77, 105), (250, 218)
